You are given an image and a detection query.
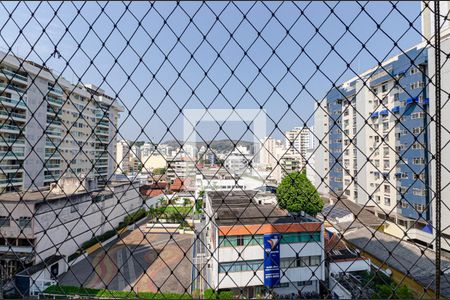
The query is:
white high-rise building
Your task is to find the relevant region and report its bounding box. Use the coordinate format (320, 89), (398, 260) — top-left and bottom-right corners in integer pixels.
(259, 137), (283, 170)
(285, 126), (312, 167)
(0, 51), (122, 191)
(115, 140), (132, 175)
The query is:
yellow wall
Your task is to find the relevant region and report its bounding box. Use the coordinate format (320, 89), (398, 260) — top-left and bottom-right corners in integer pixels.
(355, 248), (437, 299)
(142, 154), (167, 172)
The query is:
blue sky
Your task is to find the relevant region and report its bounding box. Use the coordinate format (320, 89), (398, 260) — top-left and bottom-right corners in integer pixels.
(0, 1), (423, 144)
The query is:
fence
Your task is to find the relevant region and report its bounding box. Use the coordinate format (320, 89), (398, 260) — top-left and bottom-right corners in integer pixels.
(0, 1), (448, 299)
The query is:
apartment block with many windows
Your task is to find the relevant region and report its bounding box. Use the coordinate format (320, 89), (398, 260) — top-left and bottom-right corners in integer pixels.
(314, 43), (432, 247)
(0, 51), (122, 191)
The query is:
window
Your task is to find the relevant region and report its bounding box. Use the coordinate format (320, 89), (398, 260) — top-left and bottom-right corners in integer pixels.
(410, 67), (418, 75)
(298, 281), (312, 287)
(413, 127), (424, 134)
(18, 217), (31, 228)
(413, 157), (425, 165)
(0, 216), (10, 227)
(236, 236), (244, 246)
(384, 197), (391, 206)
(410, 81), (425, 90)
(384, 185), (391, 193)
(413, 188), (426, 196)
(414, 173), (425, 180)
(412, 142), (424, 150)
(382, 84), (388, 93)
(275, 283), (289, 288)
(218, 260), (263, 273)
(411, 112), (425, 119)
(309, 256), (321, 266)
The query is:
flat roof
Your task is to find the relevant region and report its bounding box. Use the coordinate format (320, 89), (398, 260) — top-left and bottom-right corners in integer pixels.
(0, 187), (112, 204)
(345, 227), (450, 298)
(207, 190), (319, 226)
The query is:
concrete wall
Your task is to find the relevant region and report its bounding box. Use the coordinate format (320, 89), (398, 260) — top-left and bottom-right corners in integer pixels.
(33, 182), (141, 263)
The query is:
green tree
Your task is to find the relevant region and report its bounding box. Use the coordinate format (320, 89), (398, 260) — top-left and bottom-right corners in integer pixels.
(276, 171), (323, 215)
(153, 167), (167, 175)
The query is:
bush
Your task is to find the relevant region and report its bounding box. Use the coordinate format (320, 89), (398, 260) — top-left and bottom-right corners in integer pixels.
(44, 285), (191, 299)
(80, 229), (116, 250)
(204, 289), (233, 299)
(118, 208), (147, 230)
(276, 171), (323, 215)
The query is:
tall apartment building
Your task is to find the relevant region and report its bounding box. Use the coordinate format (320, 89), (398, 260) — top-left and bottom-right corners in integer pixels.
(259, 137), (284, 170)
(314, 43), (432, 246)
(0, 52), (122, 191)
(115, 140), (132, 175)
(285, 126), (312, 165)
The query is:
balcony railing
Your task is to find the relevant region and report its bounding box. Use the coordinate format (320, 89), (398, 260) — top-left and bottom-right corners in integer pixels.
(48, 86), (64, 96)
(0, 137), (25, 145)
(0, 124), (23, 132)
(0, 150), (24, 158)
(0, 82), (26, 94)
(0, 110), (27, 120)
(0, 69), (28, 82)
(46, 96), (63, 106)
(0, 96), (27, 108)
(0, 177), (23, 185)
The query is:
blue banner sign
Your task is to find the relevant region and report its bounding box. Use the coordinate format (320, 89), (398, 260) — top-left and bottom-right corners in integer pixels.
(264, 233), (281, 287)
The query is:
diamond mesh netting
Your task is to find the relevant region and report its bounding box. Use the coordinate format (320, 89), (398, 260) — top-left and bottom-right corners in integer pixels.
(0, 1), (448, 299)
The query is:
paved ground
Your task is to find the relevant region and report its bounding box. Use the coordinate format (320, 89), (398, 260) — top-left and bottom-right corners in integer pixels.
(60, 224), (194, 293)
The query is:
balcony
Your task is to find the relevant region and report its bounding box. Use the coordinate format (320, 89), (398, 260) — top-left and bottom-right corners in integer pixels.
(392, 106), (400, 114)
(0, 109), (27, 121)
(44, 163), (60, 170)
(44, 174), (60, 181)
(0, 137), (25, 146)
(45, 151), (61, 158)
(48, 86), (64, 96)
(0, 96), (27, 108)
(47, 119), (62, 127)
(46, 96), (63, 106)
(98, 120), (109, 128)
(0, 82), (26, 94)
(0, 69), (28, 84)
(0, 124), (23, 133)
(0, 150), (25, 158)
(0, 164), (23, 173)
(97, 136), (109, 143)
(45, 128), (62, 137)
(95, 129), (109, 136)
(0, 177), (23, 186)
(0, 245), (33, 254)
(406, 97), (418, 105)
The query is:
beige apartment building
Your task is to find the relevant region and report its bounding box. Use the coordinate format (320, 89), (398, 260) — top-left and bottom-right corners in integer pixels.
(0, 51), (122, 191)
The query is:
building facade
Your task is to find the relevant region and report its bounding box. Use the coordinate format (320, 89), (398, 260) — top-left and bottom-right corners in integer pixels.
(0, 178), (141, 280)
(0, 51), (122, 191)
(204, 190), (325, 298)
(314, 43), (432, 246)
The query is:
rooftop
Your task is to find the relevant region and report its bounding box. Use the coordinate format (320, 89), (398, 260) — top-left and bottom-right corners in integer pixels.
(207, 190), (319, 226)
(345, 227), (450, 298)
(320, 197), (383, 231)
